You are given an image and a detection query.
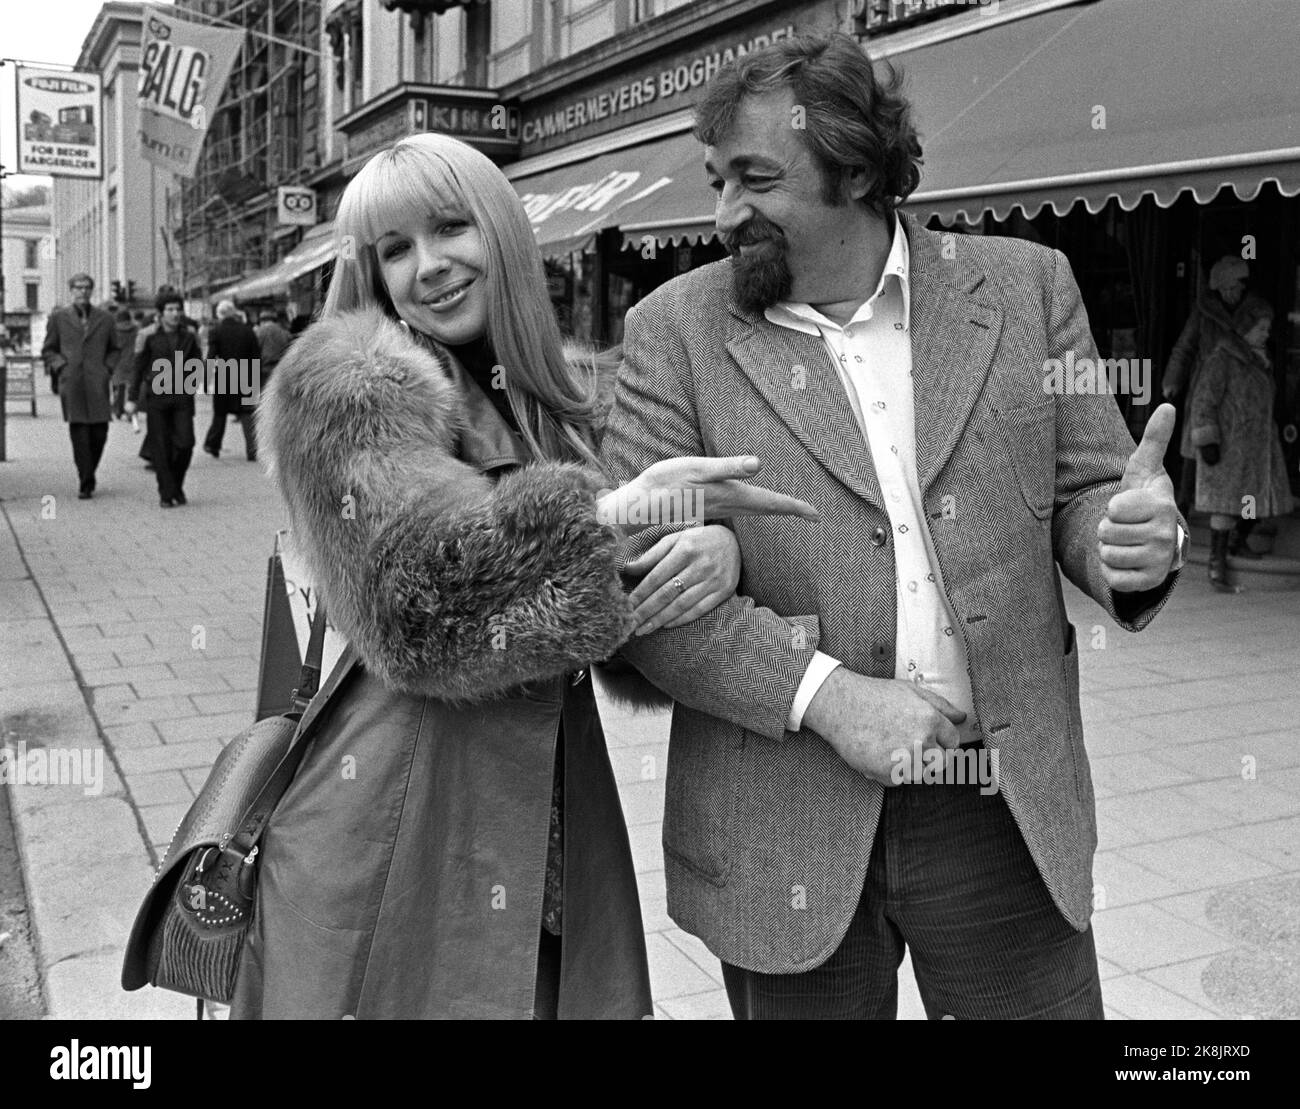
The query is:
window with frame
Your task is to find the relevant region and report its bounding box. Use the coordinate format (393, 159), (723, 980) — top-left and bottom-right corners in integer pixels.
(26, 282), (39, 311)
(25, 239), (39, 269)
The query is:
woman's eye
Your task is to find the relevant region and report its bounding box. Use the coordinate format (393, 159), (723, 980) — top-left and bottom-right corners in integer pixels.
(439, 220), (467, 233)
(380, 242), (408, 260)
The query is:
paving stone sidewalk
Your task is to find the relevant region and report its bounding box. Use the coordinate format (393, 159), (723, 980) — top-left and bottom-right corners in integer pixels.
(1, 389), (1297, 1019)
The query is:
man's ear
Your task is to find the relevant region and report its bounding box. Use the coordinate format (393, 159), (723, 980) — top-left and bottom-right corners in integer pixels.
(846, 166), (873, 203)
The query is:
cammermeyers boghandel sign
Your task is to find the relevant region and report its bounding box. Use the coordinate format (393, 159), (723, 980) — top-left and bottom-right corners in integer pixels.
(519, 4), (833, 156)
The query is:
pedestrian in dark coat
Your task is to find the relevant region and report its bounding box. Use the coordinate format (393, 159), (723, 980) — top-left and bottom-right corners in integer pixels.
(231, 133), (813, 1019)
(1191, 295), (1294, 591)
(203, 300), (261, 460)
(41, 273), (122, 498)
(128, 291), (200, 507)
(1163, 255), (1249, 514)
(253, 310), (292, 381)
(107, 309), (138, 419)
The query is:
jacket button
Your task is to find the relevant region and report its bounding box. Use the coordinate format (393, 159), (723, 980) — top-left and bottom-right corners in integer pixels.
(871, 526), (888, 547)
(873, 644), (888, 658)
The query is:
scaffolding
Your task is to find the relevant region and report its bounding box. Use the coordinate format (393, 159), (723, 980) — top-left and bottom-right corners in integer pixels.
(171, 0), (322, 300)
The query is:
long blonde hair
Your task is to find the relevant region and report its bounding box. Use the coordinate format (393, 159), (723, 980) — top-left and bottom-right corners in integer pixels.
(324, 132), (603, 468)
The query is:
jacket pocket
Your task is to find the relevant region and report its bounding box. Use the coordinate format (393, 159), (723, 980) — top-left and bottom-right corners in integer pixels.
(992, 400), (1056, 519)
(662, 720), (745, 885)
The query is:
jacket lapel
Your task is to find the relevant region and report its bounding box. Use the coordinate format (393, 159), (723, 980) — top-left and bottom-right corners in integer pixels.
(725, 313), (884, 509)
(903, 214), (1004, 493)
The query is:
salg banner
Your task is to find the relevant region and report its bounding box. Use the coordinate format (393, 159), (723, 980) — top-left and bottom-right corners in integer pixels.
(15, 67), (103, 178)
(136, 5), (244, 177)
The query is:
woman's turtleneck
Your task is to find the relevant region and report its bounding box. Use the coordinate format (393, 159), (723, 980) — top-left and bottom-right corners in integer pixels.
(444, 335), (519, 434)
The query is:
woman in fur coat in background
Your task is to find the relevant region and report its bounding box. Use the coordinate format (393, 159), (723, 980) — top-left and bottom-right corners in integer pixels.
(231, 133), (816, 1019)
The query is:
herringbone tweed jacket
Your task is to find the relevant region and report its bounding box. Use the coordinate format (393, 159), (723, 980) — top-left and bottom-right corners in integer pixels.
(601, 212), (1179, 974)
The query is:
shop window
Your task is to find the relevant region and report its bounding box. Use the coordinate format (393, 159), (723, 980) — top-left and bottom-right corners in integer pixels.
(490, 0), (529, 84)
(327, 1), (364, 110)
(568, 0), (617, 55)
(465, 0), (489, 86)
(633, 0), (695, 23)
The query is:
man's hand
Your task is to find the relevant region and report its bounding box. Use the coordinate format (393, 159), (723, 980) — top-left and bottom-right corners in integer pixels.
(123, 400), (137, 416)
(802, 668), (963, 786)
(1099, 403), (1180, 592)
(624, 524), (740, 634)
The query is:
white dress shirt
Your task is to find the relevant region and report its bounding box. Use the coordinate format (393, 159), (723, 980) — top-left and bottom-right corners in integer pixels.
(765, 219), (980, 742)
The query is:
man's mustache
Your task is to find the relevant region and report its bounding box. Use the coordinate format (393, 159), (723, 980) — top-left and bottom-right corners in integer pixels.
(723, 219), (786, 253)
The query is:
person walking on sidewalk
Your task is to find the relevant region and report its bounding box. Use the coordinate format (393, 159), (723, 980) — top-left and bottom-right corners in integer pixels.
(1164, 255), (1249, 518)
(41, 273), (122, 500)
(128, 291), (199, 507)
(203, 299), (261, 460)
(107, 308), (138, 420)
(1191, 295), (1295, 592)
(254, 309), (292, 383)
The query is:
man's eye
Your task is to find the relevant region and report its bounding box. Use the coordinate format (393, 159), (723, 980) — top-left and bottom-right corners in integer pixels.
(744, 177), (775, 189)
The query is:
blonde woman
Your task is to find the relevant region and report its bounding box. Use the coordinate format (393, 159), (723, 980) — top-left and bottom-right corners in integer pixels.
(232, 133), (816, 1019)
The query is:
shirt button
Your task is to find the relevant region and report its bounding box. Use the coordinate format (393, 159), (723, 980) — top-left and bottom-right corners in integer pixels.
(871, 526), (888, 547)
(907, 581), (918, 593)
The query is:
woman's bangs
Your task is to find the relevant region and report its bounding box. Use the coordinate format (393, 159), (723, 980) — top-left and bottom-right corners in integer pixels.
(349, 147), (466, 247)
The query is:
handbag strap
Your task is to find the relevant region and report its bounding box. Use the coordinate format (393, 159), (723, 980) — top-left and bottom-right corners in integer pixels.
(227, 605), (334, 860)
(289, 600), (329, 715)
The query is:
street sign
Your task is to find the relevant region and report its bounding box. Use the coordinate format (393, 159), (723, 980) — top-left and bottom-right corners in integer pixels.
(4, 358), (39, 418)
(276, 186), (317, 226)
(15, 68), (103, 179)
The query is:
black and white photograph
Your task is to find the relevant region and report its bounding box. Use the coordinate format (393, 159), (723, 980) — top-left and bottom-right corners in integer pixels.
(0, 0), (1296, 1066)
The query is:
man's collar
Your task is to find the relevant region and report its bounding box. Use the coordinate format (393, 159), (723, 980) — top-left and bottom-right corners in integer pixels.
(764, 214), (911, 334)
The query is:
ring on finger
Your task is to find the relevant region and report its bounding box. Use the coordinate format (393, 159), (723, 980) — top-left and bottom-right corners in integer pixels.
(671, 577), (687, 595)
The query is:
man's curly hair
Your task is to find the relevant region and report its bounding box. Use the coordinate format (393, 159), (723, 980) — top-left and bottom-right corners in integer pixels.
(693, 32), (923, 218)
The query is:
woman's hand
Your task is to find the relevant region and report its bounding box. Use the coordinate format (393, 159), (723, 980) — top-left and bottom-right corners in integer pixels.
(624, 525), (741, 635)
(597, 456), (818, 533)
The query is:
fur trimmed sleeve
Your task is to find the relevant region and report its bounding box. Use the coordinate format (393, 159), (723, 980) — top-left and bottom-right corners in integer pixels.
(258, 308), (635, 703)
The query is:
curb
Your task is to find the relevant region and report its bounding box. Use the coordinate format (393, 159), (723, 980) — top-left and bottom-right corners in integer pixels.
(0, 503), (191, 1020)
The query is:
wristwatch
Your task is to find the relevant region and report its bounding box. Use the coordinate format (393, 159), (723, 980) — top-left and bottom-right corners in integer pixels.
(1170, 524), (1189, 572)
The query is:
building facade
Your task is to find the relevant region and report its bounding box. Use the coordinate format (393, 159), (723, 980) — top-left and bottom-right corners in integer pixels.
(51, 2), (180, 314)
(172, 0), (325, 305)
(188, 0), (1300, 502)
(1, 204), (57, 353)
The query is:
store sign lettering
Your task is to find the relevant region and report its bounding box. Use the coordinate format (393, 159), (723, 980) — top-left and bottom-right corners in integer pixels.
(522, 26), (796, 145)
(521, 171), (642, 224)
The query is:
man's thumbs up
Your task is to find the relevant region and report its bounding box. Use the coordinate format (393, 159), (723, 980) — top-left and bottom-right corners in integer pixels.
(1098, 404), (1181, 592)
(1120, 403), (1177, 492)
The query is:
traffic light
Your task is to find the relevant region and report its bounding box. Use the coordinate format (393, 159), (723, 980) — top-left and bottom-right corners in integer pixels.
(127, 279), (137, 303)
(111, 280), (124, 303)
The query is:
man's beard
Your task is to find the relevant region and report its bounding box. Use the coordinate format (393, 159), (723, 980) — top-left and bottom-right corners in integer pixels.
(724, 217), (793, 314)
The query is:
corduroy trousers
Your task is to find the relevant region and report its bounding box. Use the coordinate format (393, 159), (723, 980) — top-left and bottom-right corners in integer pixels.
(721, 749), (1104, 1020)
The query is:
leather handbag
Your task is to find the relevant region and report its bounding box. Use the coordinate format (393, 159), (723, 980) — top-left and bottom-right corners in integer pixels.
(121, 605), (331, 1004)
